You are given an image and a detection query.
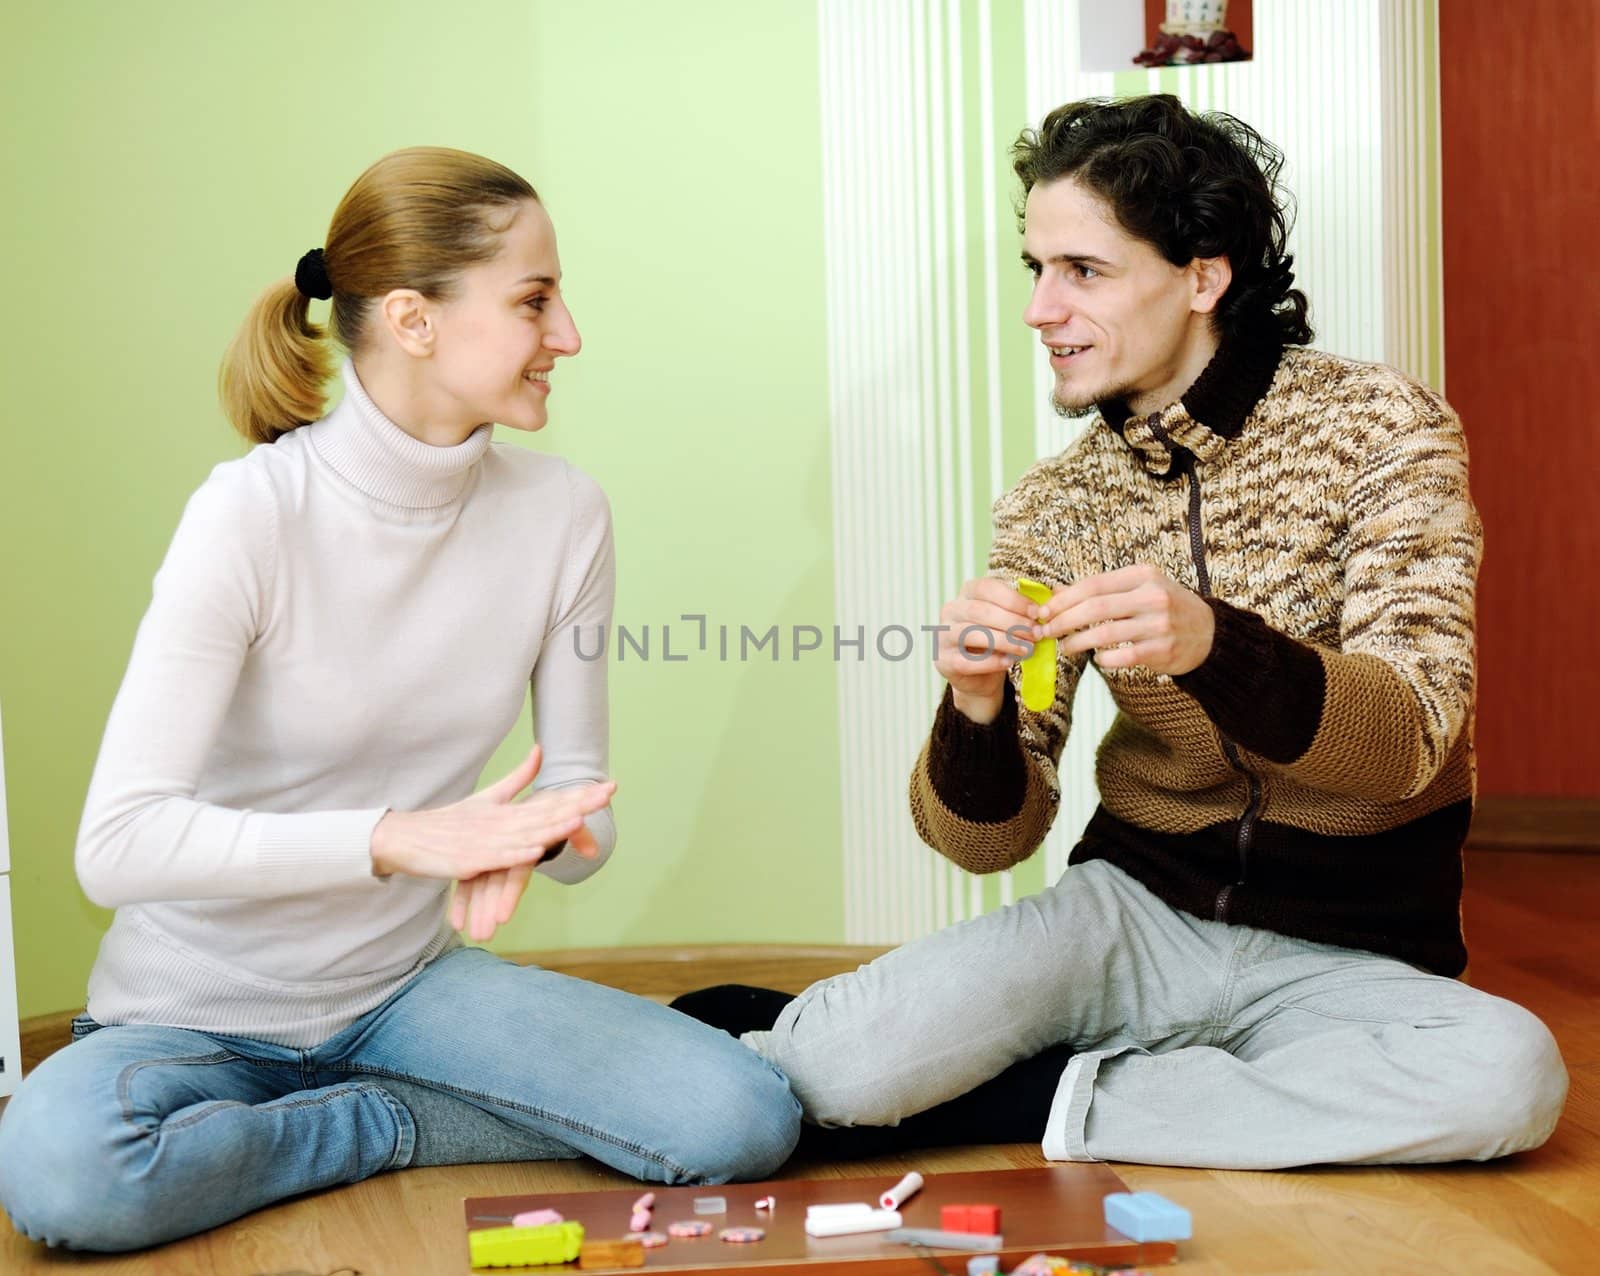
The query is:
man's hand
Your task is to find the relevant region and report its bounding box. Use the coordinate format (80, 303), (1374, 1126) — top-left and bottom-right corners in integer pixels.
(934, 578), (1039, 724)
(1035, 564), (1214, 675)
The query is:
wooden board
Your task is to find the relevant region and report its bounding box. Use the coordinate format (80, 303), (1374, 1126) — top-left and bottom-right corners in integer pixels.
(464, 1165), (1179, 1274)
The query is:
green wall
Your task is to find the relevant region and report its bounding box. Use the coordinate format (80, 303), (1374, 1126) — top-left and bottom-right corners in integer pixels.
(0, 0), (839, 1018)
(0, 2), (1444, 1021)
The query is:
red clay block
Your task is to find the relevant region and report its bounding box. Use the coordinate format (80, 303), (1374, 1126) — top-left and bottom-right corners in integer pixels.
(939, 1204), (1002, 1235)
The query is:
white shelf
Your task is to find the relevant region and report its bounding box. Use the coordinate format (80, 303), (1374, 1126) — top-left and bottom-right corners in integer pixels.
(0, 876), (19, 1097)
(0, 704), (20, 1096)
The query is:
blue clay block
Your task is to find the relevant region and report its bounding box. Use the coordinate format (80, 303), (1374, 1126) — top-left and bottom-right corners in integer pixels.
(1102, 1191), (1192, 1242)
(966, 1257), (999, 1276)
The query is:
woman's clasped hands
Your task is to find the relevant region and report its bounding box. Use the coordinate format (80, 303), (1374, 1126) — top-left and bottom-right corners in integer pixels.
(370, 744), (616, 942)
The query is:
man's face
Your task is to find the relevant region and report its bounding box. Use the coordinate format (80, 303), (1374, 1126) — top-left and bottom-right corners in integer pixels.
(1021, 177), (1212, 418)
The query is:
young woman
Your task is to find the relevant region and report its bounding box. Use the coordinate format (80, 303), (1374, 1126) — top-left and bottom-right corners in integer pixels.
(0, 147), (799, 1252)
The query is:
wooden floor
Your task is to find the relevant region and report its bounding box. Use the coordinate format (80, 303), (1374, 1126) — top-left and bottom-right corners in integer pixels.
(3, 848), (1596, 1274)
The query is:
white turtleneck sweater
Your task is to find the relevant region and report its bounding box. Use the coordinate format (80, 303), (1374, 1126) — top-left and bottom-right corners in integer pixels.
(76, 363), (616, 1047)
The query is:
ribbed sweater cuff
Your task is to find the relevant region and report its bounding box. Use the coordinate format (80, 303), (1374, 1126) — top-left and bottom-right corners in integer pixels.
(926, 680), (1029, 823)
(1174, 599), (1326, 763)
(254, 808), (390, 885)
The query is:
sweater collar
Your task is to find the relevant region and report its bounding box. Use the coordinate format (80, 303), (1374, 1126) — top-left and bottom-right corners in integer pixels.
(1099, 322), (1285, 477)
(309, 361), (493, 508)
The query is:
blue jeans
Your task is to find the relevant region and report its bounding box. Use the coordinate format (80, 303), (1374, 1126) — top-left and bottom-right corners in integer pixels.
(0, 947), (800, 1252)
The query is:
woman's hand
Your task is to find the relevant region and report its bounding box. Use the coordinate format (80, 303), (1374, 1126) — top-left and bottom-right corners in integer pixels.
(451, 865), (534, 943)
(369, 745), (615, 880)
(449, 819), (604, 943)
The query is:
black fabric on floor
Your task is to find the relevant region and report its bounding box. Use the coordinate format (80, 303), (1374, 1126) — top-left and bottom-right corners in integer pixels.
(669, 984), (797, 1038)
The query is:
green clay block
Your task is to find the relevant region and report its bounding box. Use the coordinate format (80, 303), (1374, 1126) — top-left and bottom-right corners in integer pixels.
(1015, 578), (1056, 712)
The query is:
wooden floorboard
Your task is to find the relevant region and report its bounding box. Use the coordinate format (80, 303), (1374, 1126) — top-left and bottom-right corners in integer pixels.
(3, 849), (1595, 1274)
(1468, 797), (1600, 853)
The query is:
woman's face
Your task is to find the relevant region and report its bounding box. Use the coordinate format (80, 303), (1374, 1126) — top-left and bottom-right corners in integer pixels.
(424, 198), (581, 434)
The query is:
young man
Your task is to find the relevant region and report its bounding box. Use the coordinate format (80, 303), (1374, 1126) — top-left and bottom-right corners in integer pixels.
(678, 95), (1567, 1168)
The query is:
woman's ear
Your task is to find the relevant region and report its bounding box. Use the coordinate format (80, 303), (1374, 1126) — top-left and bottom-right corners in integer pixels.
(379, 289), (436, 357)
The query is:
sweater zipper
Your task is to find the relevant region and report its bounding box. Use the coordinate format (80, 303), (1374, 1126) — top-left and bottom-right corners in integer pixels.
(1154, 427), (1263, 923)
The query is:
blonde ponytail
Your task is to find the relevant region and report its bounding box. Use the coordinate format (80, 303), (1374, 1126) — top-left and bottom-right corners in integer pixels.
(218, 277), (335, 445)
(217, 146), (539, 447)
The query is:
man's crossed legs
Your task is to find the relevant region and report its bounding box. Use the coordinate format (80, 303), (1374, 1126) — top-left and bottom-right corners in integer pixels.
(732, 860), (1566, 1168)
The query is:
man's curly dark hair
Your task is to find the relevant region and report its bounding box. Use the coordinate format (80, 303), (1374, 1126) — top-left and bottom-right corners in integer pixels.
(1012, 94), (1313, 346)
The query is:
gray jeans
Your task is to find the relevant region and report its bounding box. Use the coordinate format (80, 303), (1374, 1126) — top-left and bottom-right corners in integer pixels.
(744, 860), (1567, 1168)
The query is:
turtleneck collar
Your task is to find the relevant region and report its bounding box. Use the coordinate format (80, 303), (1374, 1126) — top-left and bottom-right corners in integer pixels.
(308, 361), (494, 509)
(1098, 321), (1285, 478)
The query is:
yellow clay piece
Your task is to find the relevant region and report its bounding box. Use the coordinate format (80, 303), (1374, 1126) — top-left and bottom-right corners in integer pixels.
(1015, 577), (1056, 712)
(469, 1221), (586, 1268)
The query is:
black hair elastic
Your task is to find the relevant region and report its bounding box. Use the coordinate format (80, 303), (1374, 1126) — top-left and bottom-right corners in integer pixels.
(294, 248), (333, 300)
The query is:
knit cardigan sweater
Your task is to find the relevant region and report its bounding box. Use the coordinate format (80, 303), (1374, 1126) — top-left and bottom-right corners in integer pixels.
(911, 329), (1482, 975)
